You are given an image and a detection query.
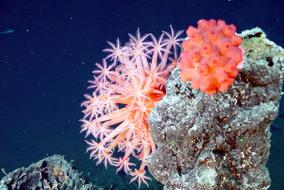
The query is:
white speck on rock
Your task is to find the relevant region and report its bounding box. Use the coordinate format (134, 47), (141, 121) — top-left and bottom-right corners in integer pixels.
(196, 167), (217, 187)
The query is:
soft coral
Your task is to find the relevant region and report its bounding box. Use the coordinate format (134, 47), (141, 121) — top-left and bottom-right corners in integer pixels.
(178, 19), (243, 94)
(81, 27), (182, 187)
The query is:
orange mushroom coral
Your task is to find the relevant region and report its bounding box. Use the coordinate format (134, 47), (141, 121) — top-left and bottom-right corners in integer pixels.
(178, 19), (243, 94)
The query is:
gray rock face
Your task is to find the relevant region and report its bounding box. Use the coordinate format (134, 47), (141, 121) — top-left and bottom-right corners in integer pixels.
(148, 28), (284, 190)
(0, 155), (106, 190)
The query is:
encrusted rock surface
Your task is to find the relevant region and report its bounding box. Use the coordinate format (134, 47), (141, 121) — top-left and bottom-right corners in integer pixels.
(0, 155), (106, 190)
(148, 28), (284, 190)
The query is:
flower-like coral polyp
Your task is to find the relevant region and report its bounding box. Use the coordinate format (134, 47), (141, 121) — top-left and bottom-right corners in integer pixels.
(81, 28), (182, 187)
(178, 19), (243, 94)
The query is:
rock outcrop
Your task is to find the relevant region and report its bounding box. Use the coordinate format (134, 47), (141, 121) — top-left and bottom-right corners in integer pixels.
(148, 28), (284, 190)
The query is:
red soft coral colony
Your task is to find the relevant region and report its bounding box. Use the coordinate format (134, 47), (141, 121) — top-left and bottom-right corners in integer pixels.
(178, 19), (243, 94)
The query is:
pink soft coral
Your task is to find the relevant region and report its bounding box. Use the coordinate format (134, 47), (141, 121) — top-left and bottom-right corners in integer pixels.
(178, 19), (243, 94)
(81, 27), (182, 187)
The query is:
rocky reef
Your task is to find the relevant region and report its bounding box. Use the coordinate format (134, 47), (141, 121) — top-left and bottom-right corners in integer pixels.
(148, 28), (284, 190)
(0, 155), (107, 190)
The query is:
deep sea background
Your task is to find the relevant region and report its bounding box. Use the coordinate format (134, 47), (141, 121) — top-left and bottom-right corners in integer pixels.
(0, 0), (283, 189)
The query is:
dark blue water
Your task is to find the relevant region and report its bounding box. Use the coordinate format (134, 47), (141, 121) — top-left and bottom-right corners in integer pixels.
(0, 0), (283, 189)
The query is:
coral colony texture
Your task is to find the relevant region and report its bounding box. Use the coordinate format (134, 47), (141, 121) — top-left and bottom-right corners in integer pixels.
(81, 27), (183, 187)
(178, 19), (243, 94)
(81, 19), (284, 189)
